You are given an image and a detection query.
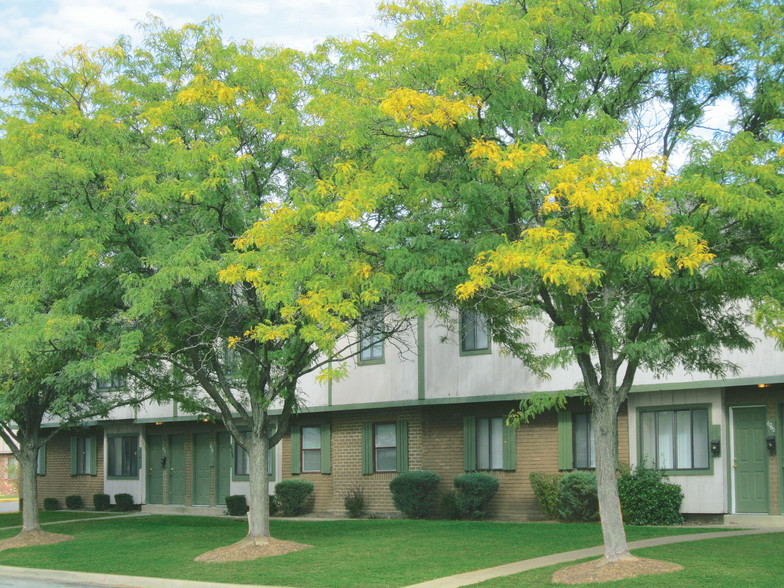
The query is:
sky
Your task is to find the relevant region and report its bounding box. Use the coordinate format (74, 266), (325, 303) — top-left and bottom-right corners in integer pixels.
(0, 0), (387, 75)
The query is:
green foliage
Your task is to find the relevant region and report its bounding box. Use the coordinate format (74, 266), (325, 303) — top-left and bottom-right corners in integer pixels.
(93, 494), (110, 511)
(114, 494), (134, 512)
(225, 495), (248, 517)
(529, 472), (564, 520)
(453, 473), (500, 519)
(558, 472), (599, 522)
(389, 471), (441, 518)
(618, 463), (685, 526)
(65, 495), (83, 510)
(274, 480), (314, 517)
(343, 486), (365, 518)
(269, 495), (278, 516)
(43, 498), (59, 511)
(439, 491), (461, 520)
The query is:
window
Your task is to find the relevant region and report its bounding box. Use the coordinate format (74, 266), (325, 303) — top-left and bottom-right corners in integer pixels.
(640, 407), (710, 470)
(97, 373), (126, 390)
(107, 435), (138, 478)
(71, 435), (96, 476)
(461, 311), (490, 354)
(359, 314), (384, 363)
(572, 413), (595, 469)
(233, 432), (276, 479)
(374, 423), (397, 472)
(476, 417), (504, 470)
(301, 426), (322, 473)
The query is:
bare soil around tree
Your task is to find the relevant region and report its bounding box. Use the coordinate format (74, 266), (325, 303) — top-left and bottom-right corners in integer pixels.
(552, 555), (683, 584)
(194, 536), (312, 562)
(0, 530), (74, 552)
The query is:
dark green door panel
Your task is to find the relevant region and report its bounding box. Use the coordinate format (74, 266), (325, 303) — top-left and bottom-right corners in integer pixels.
(215, 432), (231, 506)
(146, 434), (164, 505)
(733, 406), (768, 514)
(192, 433), (212, 506)
(168, 434), (186, 505)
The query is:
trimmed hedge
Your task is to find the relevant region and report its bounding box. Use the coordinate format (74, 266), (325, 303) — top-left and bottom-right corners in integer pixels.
(65, 495), (83, 510)
(114, 493), (134, 511)
(275, 479), (314, 516)
(93, 494), (110, 511)
(453, 473), (500, 519)
(529, 472), (563, 520)
(225, 495), (247, 516)
(43, 498), (59, 511)
(618, 463), (684, 525)
(558, 471), (598, 522)
(389, 471), (440, 518)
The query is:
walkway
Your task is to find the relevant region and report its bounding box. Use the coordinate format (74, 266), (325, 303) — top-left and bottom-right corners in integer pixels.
(0, 523), (781, 588)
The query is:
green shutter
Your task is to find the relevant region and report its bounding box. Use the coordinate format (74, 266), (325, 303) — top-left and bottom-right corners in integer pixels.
(89, 436), (97, 476)
(502, 422), (517, 471)
(70, 436), (78, 475)
(558, 411), (573, 470)
(290, 425), (301, 475)
(320, 423), (331, 474)
(463, 416), (477, 471)
(396, 420), (409, 473)
(361, 422), (373, 475)
(37, 445), (46, 476)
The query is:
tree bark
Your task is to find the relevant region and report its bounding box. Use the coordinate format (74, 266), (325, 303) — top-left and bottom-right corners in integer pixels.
(19, 442), (40, 533)
(246, 430), (271, 542)
(592, 396), (629, 561)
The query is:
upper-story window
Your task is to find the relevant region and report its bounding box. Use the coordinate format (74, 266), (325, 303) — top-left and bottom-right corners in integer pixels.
(460, 310), (490, 354)
(359, 313), (384, 364)
(97, 373), (127, 390)
(639, 407), (710, 470)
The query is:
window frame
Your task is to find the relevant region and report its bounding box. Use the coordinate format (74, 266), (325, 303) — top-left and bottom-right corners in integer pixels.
(300, 426), (322, 474)
(232, 431), (276, 481)
(572, 412), (596, 470)
(71, 434), (97, 476)
(460, 310), (491, 356)
(475, 416), (504, 470)
(96, 373), (127, 391)
(358, 314), (385, 365)
(637, 404), (713, 475)
(373, 422), (397, 473)
(106, 434), (139, 480)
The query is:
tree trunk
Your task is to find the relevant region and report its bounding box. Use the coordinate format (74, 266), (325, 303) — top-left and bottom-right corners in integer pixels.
(593, 397), (629, 561)
(19, 442), (40, 533)
(246, 431), (271, 542)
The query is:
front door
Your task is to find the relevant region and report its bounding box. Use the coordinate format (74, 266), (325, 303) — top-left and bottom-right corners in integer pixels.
(146, 434), (164, 505)
(215, 432), (231, 507)
(732, 406), (769, 513)
(168, 434), (186, 505)
(192, 433), (212, 506)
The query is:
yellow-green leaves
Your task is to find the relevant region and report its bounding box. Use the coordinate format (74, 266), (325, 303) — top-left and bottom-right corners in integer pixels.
(380, 88), (481, 129)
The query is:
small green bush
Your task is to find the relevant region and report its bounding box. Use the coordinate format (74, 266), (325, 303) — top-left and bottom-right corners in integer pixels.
(453, 473), (500, 519)
(275, 479), (314, 516)
(93, 494), (110, 511)
(529, 472), (563, 520)
(43, 497), (59, 511)
(440, 490), (461, 520)
(618, 463), (684, 525)
(558, 471), (598, 522)
(65, 495), (83, 510)
(269, 494), (278, 516)
(225, 495), (247, 516)
(389, 471), (440, 518)
(114, 493), (134, 511)
(343, 486), (365, 518)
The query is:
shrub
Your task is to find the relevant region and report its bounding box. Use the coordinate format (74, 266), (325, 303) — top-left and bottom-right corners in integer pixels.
(618, 463), (684, 526)
(343, 486), (365, 518)
(269, 494), (279, 516)
(275, 479), (314, 516)
(453, 473), (500, 519)
(389, 471), (440, 518)
(43, 498), (59, 511)
(114, 493), (134, 511)
(93, 494), (110, 511)
(529, 472), (563, 520)
(65, 495), (83, 510)
(558, 471), (598, 522)
(225, 495), (247, 516)
(440, 490), (461, 520)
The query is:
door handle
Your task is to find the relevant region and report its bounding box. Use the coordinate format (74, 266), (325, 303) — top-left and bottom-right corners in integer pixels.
(733, 458), (738, 469)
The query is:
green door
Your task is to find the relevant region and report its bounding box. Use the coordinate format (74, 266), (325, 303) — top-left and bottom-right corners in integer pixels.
(215, 432), (231, 507)
(168, 434), (186, 505)
(192, 433), (212, 506)
(733, 406), (769, 513)
(146, 434), (164, 505)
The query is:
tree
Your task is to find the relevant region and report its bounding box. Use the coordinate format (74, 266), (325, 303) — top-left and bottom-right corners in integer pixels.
(307, 0), (783, 562)
(0, 46), (150, 535)
(109, 20), (407, 545)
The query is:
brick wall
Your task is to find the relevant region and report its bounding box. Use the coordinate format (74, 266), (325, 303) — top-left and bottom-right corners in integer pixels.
(36, 429), (104, 509)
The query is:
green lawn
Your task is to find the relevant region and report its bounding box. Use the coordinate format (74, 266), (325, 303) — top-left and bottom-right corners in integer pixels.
(0, 516), (727, 587)
(475, 532), (784, 587)
(0, 510), (130, 529)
